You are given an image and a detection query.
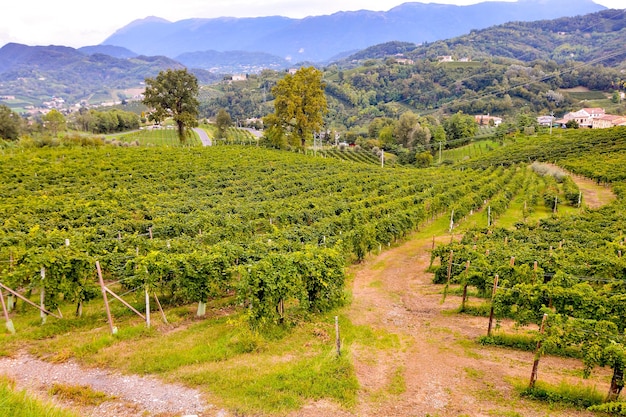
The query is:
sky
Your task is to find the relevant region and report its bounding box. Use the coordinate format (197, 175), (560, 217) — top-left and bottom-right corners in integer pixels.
(1, 0), (623, 48)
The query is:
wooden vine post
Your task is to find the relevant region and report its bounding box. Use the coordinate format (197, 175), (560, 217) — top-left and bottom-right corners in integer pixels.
(153, 294), (168, 324)
(461, 260), (470, 311)
(7, 253), (14, 311)
(97, 261), (115, 335)
(0, 288), (15, 334)
(442, 250), (454, 302)
(487, 274), (499, 336)
(529, 313), (548, 388)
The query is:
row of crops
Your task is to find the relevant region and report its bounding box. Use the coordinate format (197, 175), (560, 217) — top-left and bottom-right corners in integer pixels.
(318, 148), (382, 165)
(432, 127), (626, 405)
(0, 145), (528, 326)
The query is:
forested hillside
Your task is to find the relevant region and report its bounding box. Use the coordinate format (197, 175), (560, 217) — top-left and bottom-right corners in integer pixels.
(407, 9), (626, 67)
(201, 56), (624, 134)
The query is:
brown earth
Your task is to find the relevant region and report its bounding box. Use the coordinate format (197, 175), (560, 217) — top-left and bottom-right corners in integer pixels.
(290, 230), (609, 417)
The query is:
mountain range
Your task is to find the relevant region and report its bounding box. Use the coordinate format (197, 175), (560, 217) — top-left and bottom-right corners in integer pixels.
(102, 0), (607, 67)
(0, 0), (621, 110)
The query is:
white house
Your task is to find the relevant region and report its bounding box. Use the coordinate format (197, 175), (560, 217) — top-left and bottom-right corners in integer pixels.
(557, 109), (593, 127)
(474, 114), (502, 127)
(537, 115), (555, 126)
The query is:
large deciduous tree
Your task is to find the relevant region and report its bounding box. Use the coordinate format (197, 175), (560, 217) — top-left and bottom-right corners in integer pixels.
(143, 68), (199, 143)
(443, 111), (477, 147)
(43, 109), (66, 135)
(265, 67), (327, 148)
(0, 105), (21, 141)
(215, 108), (232, 139)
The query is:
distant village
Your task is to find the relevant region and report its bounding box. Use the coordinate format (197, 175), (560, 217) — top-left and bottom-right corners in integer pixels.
(474, 106), (626, 130)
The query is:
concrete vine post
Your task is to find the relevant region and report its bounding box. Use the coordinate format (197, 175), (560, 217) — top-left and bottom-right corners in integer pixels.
(40, 267), (46, 324)
(335, 316), (341, 357)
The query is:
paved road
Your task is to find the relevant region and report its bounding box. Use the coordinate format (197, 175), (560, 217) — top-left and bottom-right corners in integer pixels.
(193, 127), (212, 146)
(241, 127), (263, 138)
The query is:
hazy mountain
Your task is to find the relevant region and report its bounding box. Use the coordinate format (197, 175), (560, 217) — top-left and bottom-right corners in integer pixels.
(78, 45), (138, 59)
(404, 9), (626, 66)
(0, 43), (84, 74)
(102, 0), (606, 63)
(175, 50), (289, 73)
(0, 43), (219, 106)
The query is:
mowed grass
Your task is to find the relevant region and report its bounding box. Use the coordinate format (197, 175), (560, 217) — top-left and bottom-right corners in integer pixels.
(0, 377), (80, 417)
(117, 127), (201, 146)
(440, 139), (501, 164)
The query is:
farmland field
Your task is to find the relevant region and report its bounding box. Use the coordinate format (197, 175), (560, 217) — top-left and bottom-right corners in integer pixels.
(0, 127), (626, 416)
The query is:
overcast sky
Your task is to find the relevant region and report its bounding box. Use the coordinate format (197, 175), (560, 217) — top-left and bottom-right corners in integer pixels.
(1, 0), (623, 48)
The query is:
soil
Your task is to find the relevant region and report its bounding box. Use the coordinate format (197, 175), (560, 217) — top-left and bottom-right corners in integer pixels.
(289, 232), (606, 417)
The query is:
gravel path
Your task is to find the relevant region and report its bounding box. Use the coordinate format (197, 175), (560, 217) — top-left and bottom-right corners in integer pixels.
(0, 353), (222, 417)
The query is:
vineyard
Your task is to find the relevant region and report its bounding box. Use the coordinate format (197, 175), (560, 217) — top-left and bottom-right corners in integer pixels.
(0, 145), (523, 329)
(1, 127), (626, 414)
(432, 127), (626, 409)
(318, 147), (384, 165)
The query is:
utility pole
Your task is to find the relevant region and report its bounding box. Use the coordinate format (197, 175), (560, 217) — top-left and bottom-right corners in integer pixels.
(439, 142), (442, 164)
(549, 111), (554, 135)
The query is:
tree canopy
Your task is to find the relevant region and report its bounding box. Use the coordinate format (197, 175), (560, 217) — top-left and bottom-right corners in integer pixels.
(0, 105), (21, 141)
(42, 109), (66, 136)
(215, 109), (232, 139)
(443, 111), (478, 147)
(143, 68), (199, 143)
(264, 67), (327, 148)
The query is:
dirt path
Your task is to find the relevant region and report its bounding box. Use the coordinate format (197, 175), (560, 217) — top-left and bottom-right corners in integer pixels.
(545, 163), (616, 209)
(0, 353), (220, 417)
(294, 228), (608, 417)
(295, 169), (615, 416)
(343, 232), (605, 416)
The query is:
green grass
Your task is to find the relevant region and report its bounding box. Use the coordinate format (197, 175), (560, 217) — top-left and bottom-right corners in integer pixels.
(440, 139), (500, 164)
(478, 333), (580, 358)
(0, 290), (400, 415)
(0, 377), (80, 417)
(117, 127), (200, 146)
(49, 383), (113, 406)
(516, 379), (604, 409)
(566, 91), (609, 101)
